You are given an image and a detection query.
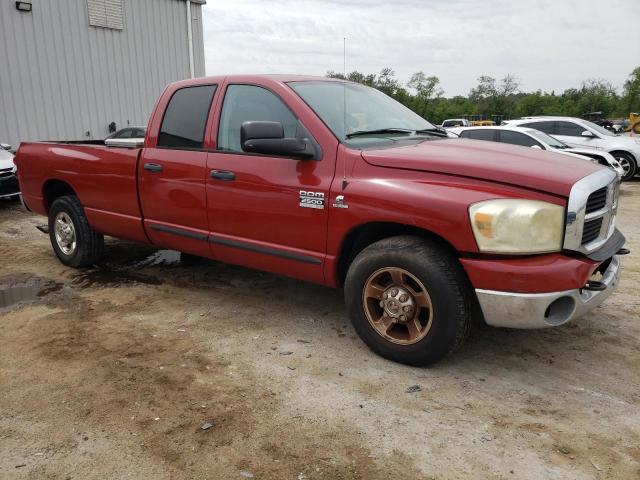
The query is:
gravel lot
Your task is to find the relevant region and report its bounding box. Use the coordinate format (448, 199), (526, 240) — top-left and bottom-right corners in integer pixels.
(1, 182), (639, 480)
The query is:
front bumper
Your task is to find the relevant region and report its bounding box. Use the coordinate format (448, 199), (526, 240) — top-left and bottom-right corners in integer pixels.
(0, 173), (20, 198)
(476, 255), (620, 329)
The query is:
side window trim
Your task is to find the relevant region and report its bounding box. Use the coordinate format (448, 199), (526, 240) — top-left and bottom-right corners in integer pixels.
(156, 84), (217, 152)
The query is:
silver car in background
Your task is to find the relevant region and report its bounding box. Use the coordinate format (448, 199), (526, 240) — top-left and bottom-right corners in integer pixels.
(0, 148), (20, 200)
(448, 126), (625, 180)
(503, 116), (640, 180)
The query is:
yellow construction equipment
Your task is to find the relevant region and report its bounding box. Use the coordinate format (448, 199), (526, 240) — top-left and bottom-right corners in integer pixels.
(625, 113), (640, 134)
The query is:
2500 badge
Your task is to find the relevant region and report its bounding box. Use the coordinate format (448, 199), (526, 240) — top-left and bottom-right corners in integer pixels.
(299, 191), (325, 209)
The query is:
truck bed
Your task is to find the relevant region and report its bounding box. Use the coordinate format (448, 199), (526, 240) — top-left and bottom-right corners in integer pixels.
(16, 141), (149, 244)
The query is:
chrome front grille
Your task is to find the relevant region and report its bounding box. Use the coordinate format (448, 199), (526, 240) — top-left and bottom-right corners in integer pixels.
(585, 187), (607, 214)
(581, 217), (603, 244)
(564, 169), (619, 255)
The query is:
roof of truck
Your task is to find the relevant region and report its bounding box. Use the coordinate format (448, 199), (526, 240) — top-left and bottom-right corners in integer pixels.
(171, 74), (352, 88)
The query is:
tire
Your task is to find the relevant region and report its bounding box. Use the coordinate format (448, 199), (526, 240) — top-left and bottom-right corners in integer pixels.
(344, 235), (472, 366)
(612, 152), (637, 181)
(48, 195), (104, 267)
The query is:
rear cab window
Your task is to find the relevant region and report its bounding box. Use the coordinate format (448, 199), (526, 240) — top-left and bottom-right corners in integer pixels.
(158, 85), (217, 150)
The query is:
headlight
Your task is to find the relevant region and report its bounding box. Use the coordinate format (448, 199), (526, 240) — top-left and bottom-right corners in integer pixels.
(469, 199), (564, 254)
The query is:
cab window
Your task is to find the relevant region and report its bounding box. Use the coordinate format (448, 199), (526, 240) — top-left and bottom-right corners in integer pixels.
(217, 85), (298, 152)
(158, 85), (217, 149)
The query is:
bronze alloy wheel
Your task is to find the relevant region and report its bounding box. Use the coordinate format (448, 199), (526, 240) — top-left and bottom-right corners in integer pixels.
(362, 267), (433, 345)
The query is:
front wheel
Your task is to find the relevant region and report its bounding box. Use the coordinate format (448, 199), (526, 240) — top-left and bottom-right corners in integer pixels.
(613, 152), (637, 181)
(48, 195), (104, 267)
(344, 236), (473, 366)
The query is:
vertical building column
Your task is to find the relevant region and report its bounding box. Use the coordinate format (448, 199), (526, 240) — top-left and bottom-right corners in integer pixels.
(186, 0), (195, 78)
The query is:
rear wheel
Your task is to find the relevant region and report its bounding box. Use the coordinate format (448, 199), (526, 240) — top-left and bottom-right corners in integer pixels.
(344, 235), (472, 366)
(48, 195), (104, 267)
(612, 152), (637, 180)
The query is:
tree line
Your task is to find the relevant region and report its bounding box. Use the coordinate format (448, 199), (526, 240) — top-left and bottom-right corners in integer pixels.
(326, 67), (640, 125)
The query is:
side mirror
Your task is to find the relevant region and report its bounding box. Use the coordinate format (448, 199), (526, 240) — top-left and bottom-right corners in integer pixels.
(241, 121), (314, 159)
(530, 145), (542, 149)
(581, 130), (596, 138)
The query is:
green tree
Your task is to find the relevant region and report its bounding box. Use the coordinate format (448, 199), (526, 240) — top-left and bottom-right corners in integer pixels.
(407, 72), (443, 118)
(622, 67), (640, 114)
(372, 68), (398, 96)
(576, 79), (619, 116)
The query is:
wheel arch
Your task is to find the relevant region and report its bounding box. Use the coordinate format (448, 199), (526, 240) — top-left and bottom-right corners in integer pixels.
(42, 179), (77, 212)
(335, 222), (461, 287)
(609, 149), (638, 162)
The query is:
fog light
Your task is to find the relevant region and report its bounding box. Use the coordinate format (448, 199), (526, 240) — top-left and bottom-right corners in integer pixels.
(15, 1), (32, 12)
(544, 296), (575, 326)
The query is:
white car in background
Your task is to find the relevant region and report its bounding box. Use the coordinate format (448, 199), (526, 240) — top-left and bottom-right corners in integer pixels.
(440, 118), (470, 128)
(449, 126), (625, 180)
(503, 116), (640, 180)
(0, 148), (20, 200)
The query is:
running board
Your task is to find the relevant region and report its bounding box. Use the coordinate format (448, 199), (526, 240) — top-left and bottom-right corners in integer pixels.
(36, 225), (49, 234)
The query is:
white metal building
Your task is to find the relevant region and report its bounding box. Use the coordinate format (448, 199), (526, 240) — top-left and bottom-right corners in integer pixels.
(0, 0), (206, 147)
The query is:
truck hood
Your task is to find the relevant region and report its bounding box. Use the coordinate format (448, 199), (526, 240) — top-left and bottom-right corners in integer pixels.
(361, 138), (603, 197)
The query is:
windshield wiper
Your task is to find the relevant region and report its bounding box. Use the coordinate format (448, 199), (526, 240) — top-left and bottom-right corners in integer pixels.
(414, 127), (449, 137)
(346, 128), (414, 138)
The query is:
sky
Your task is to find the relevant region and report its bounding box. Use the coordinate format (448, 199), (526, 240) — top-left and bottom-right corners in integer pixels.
(200, 0), (640, 97)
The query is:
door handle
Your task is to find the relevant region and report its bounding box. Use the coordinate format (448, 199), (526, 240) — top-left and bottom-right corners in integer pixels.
(210, 169), (236, 181)
(144, 162), (163, 173)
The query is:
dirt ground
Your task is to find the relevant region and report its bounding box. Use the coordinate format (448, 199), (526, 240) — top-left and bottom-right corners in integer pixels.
(1, 182), (639, 480)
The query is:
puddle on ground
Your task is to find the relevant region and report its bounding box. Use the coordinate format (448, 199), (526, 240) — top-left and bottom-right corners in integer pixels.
(70, 250), (202, 288)
(102, 250), (184, 271)
(0, 276), (63, 309)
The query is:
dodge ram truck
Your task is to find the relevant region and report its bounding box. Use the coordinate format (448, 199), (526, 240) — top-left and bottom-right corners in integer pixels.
(15, 75), (627, 365)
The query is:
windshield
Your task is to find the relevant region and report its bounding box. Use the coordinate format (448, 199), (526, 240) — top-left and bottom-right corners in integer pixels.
(288, 81), (436, 143)
(582, 119), (615, 137)
(527, 130), (567, 148)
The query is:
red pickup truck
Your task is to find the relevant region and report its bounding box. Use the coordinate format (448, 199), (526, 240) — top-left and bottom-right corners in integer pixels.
(15, 75), (626, 365)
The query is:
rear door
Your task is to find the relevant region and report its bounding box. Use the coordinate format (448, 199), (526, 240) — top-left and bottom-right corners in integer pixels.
(205, 82), (337, 283)
(138, 84), (217, 257)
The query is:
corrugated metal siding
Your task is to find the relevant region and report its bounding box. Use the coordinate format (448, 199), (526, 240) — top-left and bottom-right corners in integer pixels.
(0, 0), (206, 147)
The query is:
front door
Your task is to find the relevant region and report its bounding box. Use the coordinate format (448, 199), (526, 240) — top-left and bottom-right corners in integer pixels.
(554, 120), (600, 149)
(138, 84), (217, 257)
(205, 83), (337, 283)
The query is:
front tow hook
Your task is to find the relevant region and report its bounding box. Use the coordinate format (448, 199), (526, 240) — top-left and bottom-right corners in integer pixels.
(617, 248), (630, 255)
(583, 281), (607, 292)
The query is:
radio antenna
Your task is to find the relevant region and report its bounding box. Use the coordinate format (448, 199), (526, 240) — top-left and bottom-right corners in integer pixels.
(342, 36), (348, 190)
